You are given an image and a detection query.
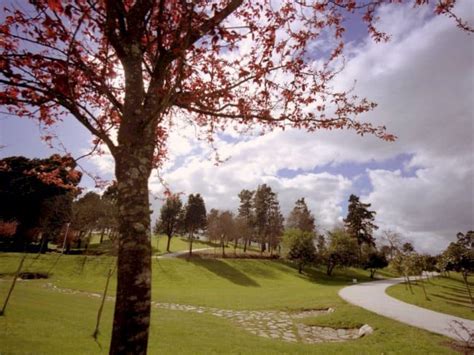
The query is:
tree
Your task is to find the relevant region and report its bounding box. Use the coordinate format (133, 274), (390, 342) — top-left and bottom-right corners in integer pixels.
(253, 184), (283, 254)
(325, 228), (358, 276)
(72, 191), (102, 247)
(40, 194), (74, 252)
(381, 229), (402, 260)
(443, 231), (474, 305)
(207, 210), (236, 257)
(402, 242), (415, 253)
(286, 198), (316, 234)
(254, 184), (274, 254)
(154, 195), (183, 252)
(344, 194), (378, 256)
(237, 189), (255, 253)
(184, 194), (207, 256)
(363, 251), (388, 278)
(0, 155), (81, 251)
(267, 194), (285, 255)
(1, 1), (468, 352)
(283, 229), (316, 274)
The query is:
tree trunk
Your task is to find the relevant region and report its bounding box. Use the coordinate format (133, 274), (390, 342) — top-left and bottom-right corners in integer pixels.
(405, 274), (414, 294)
(420, 277), (429, 300)
(100, 228), (106, 244)
(243, 238), (248, 253)
(326, 263), (334, 276)
(370, 269), (376, 278)
(221, 235), (226, 258)
(109, 151), (152, 355)
(298, 263), (303, 274)
(462, 271), (474, 305)
(166, 235), (172, 252)
(189, 231), (194, 256)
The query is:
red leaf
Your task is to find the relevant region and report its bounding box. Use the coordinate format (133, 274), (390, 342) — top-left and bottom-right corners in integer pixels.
(47, 0), (63, 13)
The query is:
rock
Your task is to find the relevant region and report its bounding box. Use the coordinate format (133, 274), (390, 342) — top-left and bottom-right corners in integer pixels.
(358, 324), (374, 337)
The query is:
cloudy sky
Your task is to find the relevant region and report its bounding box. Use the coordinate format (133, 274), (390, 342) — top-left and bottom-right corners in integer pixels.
(1, 1), (473, 253)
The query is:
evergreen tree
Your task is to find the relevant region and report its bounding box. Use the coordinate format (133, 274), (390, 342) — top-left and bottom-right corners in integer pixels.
(155, 195), (183, 252)
(286, 198), (316, 234)
(253, 184), (283, 254)
(184, 194), (207, 256)
(237, 189), (255, 252)
(343, 194), (378, 255)
(267, 197), (284, 255)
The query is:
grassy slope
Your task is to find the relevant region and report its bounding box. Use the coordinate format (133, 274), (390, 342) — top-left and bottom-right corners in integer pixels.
(0, 253), (454, 354)
(387, 273), (474, 320)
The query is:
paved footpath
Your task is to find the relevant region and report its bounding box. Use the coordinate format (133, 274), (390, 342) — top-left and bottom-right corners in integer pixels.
(339, 277), (474, 341)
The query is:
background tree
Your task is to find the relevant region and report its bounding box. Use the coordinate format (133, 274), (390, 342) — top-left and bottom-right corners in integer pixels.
(363, 251), (388, 279)
(218, 211), (236, 257)
(325, 228), (359, 276)
(184, 194), (207, 256)
(71, 191), (103, 248)
(344, 194), (378, 257)
(443, 231), (474, 305)
(98, 183), (119, 243)
(253, 184), (283, 254)
(381, 229), (403, 260)
(267, 195), (284, 256)
(283, 229), (316, 274)
(237, 189), (255, 253)
(39, 194), (74, 252)
(254, 184), (274, 254)
(0, 155), (81, 251)
(206, 209), (236, 257)
(154, 195), (183, 252)
(286, 198), (316, 234)
(1, 1), (467, 351)
(402, 242), (415, 253)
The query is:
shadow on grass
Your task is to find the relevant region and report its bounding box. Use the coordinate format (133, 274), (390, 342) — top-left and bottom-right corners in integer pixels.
(276, 260), (373, 286)
(440, 285), (471, 295)
(187, 256), (260, 287)
(432, 293), (473, 307)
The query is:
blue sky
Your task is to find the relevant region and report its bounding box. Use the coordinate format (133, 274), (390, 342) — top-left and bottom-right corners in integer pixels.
(1, 1), (473, 253)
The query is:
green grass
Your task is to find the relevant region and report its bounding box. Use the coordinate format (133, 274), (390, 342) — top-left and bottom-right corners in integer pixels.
(0, 253), (457, 354)
(152, 235), (216, 255)
(387, 273), (474, 320)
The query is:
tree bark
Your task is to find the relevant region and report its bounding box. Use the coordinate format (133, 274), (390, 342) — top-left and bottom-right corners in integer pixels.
(243, 238), (248, 253)
(166, 235), (172, 252)
(189, 231), (194, 256)
(100, 228), (106, 244)
(109, 151), (152, 355)
(326, 263), (335, 276)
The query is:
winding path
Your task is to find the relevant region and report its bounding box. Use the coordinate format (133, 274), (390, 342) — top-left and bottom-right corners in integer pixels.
(339, 277), (474, 341)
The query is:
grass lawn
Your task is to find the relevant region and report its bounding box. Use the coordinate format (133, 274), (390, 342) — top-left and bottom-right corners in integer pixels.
(152, 235), (215, 255)
(0, 253), (457, 354)
(386, 273), (474, 320)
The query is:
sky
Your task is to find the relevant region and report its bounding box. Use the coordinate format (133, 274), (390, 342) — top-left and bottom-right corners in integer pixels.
(1, 1), (473, 254)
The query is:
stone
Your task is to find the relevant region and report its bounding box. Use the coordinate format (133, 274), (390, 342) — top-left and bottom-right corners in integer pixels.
(358, 324), (374, 337)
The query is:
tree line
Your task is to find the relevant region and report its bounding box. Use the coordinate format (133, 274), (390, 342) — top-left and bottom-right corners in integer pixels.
(0, 155), (119, 254)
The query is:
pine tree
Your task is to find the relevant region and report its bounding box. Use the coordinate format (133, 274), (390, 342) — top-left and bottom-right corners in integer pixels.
(343, 194), (378, 256)
(286, 198), (316, 234)
(155, 195), (183, 252)
(237, 189), (255, 252)
(184, 194), (207, 256)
